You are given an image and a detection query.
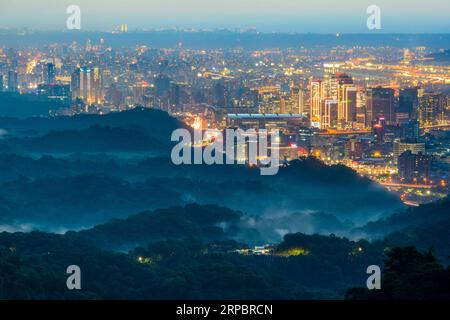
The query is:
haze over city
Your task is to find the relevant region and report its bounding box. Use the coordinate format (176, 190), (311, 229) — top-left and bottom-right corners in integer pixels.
(0, 0), (449, 33)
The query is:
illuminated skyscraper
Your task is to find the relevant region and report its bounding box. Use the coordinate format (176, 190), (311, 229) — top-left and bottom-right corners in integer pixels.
(320, 72), (356, 129)
(366, 87), (395, 124)
(356, 89), (367, 128)
(44, 63), (56, 85)
(309, 78), (323, 126)
(120, 24), (128, 33)
(338, 85), (357, 126)
(323, 63), (340, 98)
(418, 92), (446, 126)
(399, 88), (419, 116)
(337, 83), (357, 128)
(393, 139), (426, 163)
(321, 99), (338, 129)
(290, 86), (305, 114)
(398, 151), (432, 182)
(71, 67), (102, 105)
(7, 70), (18, 92)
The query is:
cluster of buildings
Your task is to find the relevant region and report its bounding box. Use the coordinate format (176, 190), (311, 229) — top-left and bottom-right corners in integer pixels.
(0, 40), (449, 204)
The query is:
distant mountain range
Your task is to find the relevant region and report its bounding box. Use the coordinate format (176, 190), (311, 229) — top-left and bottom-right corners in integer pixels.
(1, 31), (449, 49)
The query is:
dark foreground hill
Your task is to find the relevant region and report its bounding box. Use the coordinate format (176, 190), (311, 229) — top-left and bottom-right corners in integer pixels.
(1, 203), (448, 300)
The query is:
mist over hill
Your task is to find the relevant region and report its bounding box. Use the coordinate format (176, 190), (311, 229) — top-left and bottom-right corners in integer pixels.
(0, 108), (403, 234)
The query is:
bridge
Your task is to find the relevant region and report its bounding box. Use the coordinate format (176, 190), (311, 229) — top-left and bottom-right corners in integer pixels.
(319, 129), (372, 136)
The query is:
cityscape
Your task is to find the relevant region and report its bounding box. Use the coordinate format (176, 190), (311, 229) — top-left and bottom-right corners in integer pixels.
(0, 0), (449, 307)
(1, 30), (449, 205)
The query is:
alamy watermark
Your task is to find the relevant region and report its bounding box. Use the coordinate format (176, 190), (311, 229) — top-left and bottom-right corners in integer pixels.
(66, 265), (81, 290)
(170, 128), (280, 176)
(366, 265), (381, 290)
(367, 5), (381, 30)
(66, 5), (81, 30)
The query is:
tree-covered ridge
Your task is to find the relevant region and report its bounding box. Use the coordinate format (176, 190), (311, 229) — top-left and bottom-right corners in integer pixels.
(346, 247), (450, 300)
(0, 228), (380, 300)
(357, 195), (450, 238)
(1, 202), (449, 300)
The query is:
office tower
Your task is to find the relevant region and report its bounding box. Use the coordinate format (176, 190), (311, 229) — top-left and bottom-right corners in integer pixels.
(329, 73), (353, 99)
(356, 89), (367, 128)
(279, 98), (286, 114)
(334, 74), (356, 126)
(298, 88), (305, 115)
(337, 84), (357, 128)
(309, 78), (323, 126)
(155, 74), (171, 97)
(393, 139), (426, 163)
(418, 92), (446, 126)
(366, 87), (395, 124)
(212, 81), (228, 108)
(169, 83), (181, 107)
(397, 87), (419, 124)
(105, 84), (123, 107)
(398, 151), (432, 182)
(71, 67), (102, 105)
(345, 139), (363, 159)
(37, 84), (71, 105)
(44, 63), (56, 85)
(258, 85), (281, 114)
(321, 99), (338, 129)
(120, 24), (128, 33)
(399, 87), (419, 115)
(7, 70), (18, 92)
(317, 72), (356, 129)
(290, 86), (305, 114)
(235, 87), (258, 109)
(400, 120), (420, 142)
(323, 63), (340, 98)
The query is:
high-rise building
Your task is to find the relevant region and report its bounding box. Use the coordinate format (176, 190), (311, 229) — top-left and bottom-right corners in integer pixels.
(399, 87), (419, 116)
(37, 84), (71, 105)
(366, 87), (395, 124)
(44, 63), (56, 85)
(155, 74), (171, 97)
(321, 99), (338, 129)
(356, 89), (367, 128)
(7, 70), (18, 92)
(400, 120), (420, 142)
(316, 72), (356, 129)
(337, 84), (357, 128)
(345, 139), (363, 159)
(323, 63), (340, 98)
(0, 75), (3, 92)
(418, 92), (446, 126)
(71, 67), (102, 105)
(309, 78), (323, 126)
(120, 24), (128, 33)
(258, 85), (281, 114)
(398, 151), (432, 182)
(393, 139), (426, 163)
(289, 86), (305, 114)
(212, 81), (231, 108)
(326, 73), (357, 129)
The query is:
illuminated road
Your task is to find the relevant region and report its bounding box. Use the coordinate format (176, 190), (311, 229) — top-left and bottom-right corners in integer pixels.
(421, 124), (450, 129)
(319, 129), (372, 136)
(380, 182), (435, 189)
